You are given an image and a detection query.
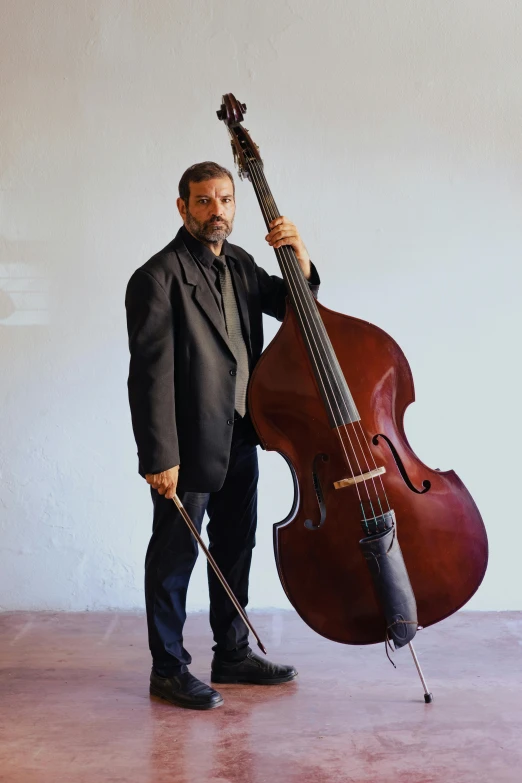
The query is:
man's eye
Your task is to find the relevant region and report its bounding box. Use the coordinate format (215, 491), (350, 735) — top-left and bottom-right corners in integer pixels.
(223, 198), (231, 203)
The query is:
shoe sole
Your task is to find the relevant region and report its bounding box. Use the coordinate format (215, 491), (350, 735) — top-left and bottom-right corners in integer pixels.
(150, 685), (224, 710)
(210, 671), (298, 685)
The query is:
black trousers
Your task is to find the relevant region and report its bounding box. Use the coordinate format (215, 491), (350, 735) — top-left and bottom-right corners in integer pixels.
(145, 414), (259, 676)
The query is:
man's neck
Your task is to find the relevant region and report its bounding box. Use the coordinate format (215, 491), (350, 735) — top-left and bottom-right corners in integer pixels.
(208, 242), (223, 257)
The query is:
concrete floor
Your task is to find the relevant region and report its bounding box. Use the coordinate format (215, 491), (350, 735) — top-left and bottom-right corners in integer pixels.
(0, 610), (521, 783)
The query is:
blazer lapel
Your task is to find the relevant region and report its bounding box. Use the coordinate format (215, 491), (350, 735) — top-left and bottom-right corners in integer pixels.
(176, 243), (235, 359)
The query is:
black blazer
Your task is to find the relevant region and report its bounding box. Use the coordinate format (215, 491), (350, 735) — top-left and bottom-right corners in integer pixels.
(125, 227), (320, 492)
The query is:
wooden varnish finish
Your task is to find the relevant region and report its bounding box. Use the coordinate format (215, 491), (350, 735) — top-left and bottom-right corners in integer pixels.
(248, 300), (488, 645)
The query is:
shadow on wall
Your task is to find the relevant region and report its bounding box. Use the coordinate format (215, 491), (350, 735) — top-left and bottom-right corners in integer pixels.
(0, 239), (49, 326)
(0, 288), (16, 320)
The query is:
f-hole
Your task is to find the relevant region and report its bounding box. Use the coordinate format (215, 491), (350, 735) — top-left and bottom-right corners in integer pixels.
(304, 453), (329, 530)
(372, 434), (431, 494)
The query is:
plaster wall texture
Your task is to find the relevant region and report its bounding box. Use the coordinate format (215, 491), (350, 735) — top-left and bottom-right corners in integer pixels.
(0, 1), (520, 611)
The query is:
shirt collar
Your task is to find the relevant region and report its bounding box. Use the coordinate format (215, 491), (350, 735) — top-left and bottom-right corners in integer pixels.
(180, 225), (239, 268)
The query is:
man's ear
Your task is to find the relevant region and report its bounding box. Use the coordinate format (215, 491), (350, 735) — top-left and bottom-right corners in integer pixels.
(176, 197), (187, 221)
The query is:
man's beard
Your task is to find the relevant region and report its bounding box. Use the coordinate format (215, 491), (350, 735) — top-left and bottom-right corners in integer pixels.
(185, 209), (233, 245)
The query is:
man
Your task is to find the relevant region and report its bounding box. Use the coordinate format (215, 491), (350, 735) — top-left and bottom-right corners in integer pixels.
(125, 161), (320, 710)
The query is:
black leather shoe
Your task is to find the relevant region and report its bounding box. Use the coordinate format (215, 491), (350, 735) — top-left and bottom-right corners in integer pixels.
(211, 651), (298, 685)
(150, 670), (224, 710)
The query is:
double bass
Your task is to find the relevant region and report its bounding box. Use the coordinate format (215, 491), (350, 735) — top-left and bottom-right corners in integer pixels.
(217, 93), (488, 654)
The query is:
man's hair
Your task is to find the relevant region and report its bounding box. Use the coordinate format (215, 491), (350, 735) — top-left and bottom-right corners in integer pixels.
(178, 161), (235, 204)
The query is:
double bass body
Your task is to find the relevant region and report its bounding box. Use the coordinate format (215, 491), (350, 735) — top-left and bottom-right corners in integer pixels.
(248, 301), (488, 645)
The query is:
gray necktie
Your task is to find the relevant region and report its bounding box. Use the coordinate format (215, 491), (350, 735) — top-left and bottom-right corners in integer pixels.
(215, 256), (249, 417)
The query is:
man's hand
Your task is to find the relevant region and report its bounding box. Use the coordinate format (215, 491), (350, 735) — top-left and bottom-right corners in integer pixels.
(266, 217), (311, 279)
(145, 465), (180, 500)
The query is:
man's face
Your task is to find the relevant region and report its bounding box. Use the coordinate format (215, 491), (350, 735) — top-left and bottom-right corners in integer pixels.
(178, 177), (236, 246)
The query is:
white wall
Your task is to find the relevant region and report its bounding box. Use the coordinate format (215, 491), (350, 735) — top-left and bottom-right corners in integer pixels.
(0, 0), (520, 612)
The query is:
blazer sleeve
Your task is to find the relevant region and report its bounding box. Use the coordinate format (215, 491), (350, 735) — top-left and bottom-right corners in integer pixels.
(254, 258), (320, 322)
(125, 269), (180, 476)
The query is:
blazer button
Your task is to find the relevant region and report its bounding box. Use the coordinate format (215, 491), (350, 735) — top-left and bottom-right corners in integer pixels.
(230, 368), (237, 376)
(227, 418), (234, 425)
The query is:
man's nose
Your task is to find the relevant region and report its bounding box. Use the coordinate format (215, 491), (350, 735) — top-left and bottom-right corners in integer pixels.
(210, 199), (225, 216)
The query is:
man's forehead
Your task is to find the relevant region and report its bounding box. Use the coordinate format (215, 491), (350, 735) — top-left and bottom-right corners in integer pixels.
(190, 177), (233, 197)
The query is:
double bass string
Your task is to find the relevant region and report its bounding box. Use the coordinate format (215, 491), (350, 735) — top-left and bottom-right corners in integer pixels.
(247, 161), (371, 500)
(245, 161), (357, 467)
(247, 159), (387, 524)
(252, 161), (392, 518)
(245, 160), (366, 515)
(276, 244), (387, 520)
(248, 159), (391, 521)
(276, 228), (391, 519)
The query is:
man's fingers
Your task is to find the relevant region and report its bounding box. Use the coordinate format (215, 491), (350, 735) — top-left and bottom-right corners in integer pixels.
(269, 235), (300, 249)
(267, 223), (296, 236)
(145, 468), (179, 497)
(267, 227), (296, 240)
(266, 230), (298, 246)
(268, 216), (286, 229)
(157, 483), (178, 498)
